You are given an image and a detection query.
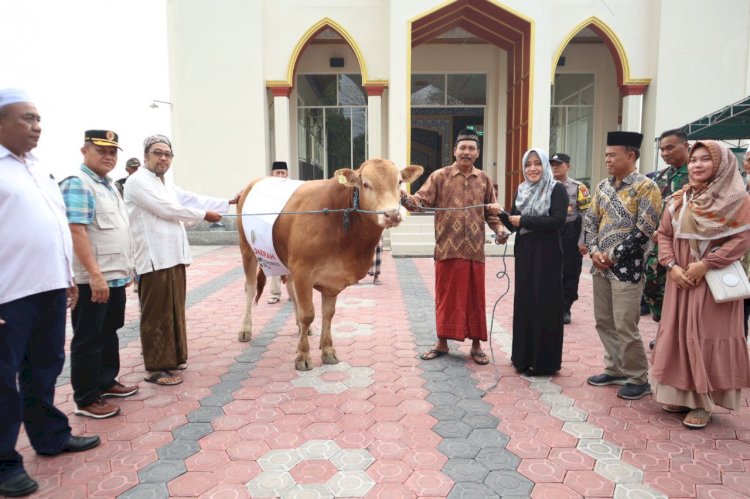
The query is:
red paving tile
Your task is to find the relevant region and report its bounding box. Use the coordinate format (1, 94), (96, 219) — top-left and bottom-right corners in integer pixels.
(18, 248), (750, 498)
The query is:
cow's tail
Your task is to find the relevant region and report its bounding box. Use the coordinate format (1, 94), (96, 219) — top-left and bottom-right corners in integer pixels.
(254, 267), (267, 305)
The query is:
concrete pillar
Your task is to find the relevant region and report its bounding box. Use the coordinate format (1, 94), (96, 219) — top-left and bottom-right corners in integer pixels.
(366, 85), (386, 159)
(271, 86), (292, 170)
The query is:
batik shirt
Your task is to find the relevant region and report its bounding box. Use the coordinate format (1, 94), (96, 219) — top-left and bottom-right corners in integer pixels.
(584, 172), (662, 283)
(401, 163), (502, 263)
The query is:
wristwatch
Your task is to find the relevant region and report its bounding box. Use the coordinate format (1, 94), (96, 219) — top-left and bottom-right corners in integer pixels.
(666, 261), (676, 270)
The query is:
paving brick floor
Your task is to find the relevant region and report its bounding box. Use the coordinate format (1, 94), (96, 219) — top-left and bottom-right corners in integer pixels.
(13, 245), (750, 498)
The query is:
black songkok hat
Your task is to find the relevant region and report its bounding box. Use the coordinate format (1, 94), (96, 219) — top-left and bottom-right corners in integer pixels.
(271, 161), (288, 171)
(455, 128), (480, 145)
(607, 131), (643, 148)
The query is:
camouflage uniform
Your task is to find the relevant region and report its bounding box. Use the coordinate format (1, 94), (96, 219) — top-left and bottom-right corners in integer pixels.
(642, 164), (688, 320)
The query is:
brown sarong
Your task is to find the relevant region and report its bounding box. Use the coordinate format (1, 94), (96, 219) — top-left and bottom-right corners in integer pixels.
(139, 265), (188, 371)
(435, 259), (487, 341)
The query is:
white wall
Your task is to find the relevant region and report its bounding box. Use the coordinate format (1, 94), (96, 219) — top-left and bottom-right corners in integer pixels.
(167, 0), (268, 195)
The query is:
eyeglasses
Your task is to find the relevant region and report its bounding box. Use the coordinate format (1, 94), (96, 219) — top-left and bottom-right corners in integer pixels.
(149, 149), (174, 159)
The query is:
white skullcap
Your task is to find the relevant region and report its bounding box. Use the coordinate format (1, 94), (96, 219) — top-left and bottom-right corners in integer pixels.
(0, 88), (32, 109)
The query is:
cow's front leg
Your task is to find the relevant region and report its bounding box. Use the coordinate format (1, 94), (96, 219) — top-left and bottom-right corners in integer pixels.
(293, 278), (315, 371)
(320, 293), (339, 365)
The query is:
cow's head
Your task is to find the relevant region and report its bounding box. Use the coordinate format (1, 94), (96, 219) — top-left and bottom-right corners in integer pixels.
(335, 159), (423, 229)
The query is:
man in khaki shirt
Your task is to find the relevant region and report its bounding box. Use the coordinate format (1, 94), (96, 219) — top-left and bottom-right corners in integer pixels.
(401, 129), (507, 365)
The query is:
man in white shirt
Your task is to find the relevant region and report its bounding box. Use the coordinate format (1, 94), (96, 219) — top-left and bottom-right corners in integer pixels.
(267, 161), (289, 304)
(124, 134), (238, 386)
(0, 88), (100, 498)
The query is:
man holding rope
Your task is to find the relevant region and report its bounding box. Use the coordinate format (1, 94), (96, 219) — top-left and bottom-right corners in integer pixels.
(401, 128), (507, 365)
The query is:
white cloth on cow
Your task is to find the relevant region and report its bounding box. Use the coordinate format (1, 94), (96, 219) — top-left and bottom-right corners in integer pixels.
(124, 168), (229, 275)
(242, 177), (305, 276)
(0, 145), (73, 304)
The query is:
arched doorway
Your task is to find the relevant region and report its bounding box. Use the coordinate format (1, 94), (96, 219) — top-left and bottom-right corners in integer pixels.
(408, 0), (533, 207)
(268, 18), (383, 180)
(551, 17), (650, 186)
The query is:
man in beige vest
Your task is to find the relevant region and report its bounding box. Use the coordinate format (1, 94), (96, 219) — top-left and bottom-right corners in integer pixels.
(60, 130), (138, 419)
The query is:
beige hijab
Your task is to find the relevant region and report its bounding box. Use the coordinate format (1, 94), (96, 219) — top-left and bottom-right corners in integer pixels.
(671, 140), (750, 255)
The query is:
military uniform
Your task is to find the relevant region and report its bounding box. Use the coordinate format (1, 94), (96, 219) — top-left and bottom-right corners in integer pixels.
(642, 164), (688, 320)
(560, 177), (591, 314)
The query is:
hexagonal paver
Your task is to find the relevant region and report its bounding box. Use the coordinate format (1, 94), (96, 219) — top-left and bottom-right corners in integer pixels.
(257, 449), (304, 471)
(433, 420), (473, 439)
(330, 449), (375, 471)
(563, 421), (604, 439)
(366, 460), (413, 483)
(442, 458), (490, 483)
(298, 440), (341, 460)
(595, 459), (644, 484)
(290, 459), (338, 484)
(326, 471), (375, 496)
(447, 482), (500, 498)
(281, 483), (334, 499)
(246, 471), (295, 497)
(578, 438), (623, 461)
(468, 429), (509, 448)
(550, 405), (589, 422)
(483, 470), (534, 496)
(438, 438), (481, 459)
(539, 393), (575, 407)
(517, 458), (566, 483)
(430, 405), (467, 420)
(461, 412), (500, 429)
(475, 447), (521, 471)
(613, 483), (667, 499)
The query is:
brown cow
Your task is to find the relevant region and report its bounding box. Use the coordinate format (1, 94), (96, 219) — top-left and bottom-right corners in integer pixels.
(237, 159), (423, 371)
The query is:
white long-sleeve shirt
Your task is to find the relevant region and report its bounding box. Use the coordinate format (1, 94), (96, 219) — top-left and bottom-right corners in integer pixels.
(124, 168), (229, 275)
(0, 145), (73, 304)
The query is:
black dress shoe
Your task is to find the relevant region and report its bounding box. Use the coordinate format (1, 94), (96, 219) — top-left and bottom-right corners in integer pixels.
(37, 435), (101, 456)
(0, 472), (39, 497)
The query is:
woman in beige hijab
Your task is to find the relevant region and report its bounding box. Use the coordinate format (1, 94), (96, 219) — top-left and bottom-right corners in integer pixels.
(651, 140), (750, 428)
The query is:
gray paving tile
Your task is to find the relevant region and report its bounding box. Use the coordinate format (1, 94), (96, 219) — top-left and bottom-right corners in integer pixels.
(426, 392), (460, 407)
(226, 362), (253, 372)
(210, 380), (244, 394)
(424, 380), (456, 393)
(468, 428), (510, 448)
(461, 413), (500, 429)
(220, 371), (249, 381)
(475, 447), (520, 471)
(187, 406), (225, 422)
(198, 393), (234, 407)
(429, 405), (467, 421)
(457, 399), (492, 413)
(433, 420), (473, 439)
(172, 422), (213, 441)
(138, 459), (187, 484)
(156, 439), (200, 460)
(483, 470), (534, 496)
(447, 482), (500, 499)
(438, 438), (482, 459)
(443, 458), (490, 483)
(449, 386), (484, 399)
(422, 371), (449, 381)
(118, 483), (170, 499)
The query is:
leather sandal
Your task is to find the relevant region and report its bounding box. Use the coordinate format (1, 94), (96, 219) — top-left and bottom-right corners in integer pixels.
(683, 409), (711, 428)
(144, 371), (182, 386)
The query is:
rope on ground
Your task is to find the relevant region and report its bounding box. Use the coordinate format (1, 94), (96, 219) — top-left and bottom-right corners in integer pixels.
(482, 242), (512, 398)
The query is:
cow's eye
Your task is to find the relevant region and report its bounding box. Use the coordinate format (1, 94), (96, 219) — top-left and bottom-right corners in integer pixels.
(363, 181), (370, 189)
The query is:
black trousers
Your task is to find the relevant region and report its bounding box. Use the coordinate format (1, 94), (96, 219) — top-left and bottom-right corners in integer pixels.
(70, 284), (126, 407)
(561, 218), (584, 313)
(0, 289), (71, 481)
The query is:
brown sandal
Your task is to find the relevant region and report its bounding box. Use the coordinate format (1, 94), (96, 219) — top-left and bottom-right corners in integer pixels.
(470, 351), (490, 365)
(683, 409), (711, 428)
(144, 371), (182, 386)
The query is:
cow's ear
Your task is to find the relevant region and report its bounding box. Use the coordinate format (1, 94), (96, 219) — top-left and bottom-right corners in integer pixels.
(401, 165), (424, 183)
(334, 168), (359, 187)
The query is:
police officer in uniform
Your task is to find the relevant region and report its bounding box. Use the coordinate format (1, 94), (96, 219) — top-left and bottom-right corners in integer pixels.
(550, 153), (591, 324)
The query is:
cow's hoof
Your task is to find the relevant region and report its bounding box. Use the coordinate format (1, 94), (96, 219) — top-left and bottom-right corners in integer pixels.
(295, 358), (314, 371)
(322, 352), (339, 365)
(238, 331), (252, 342)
